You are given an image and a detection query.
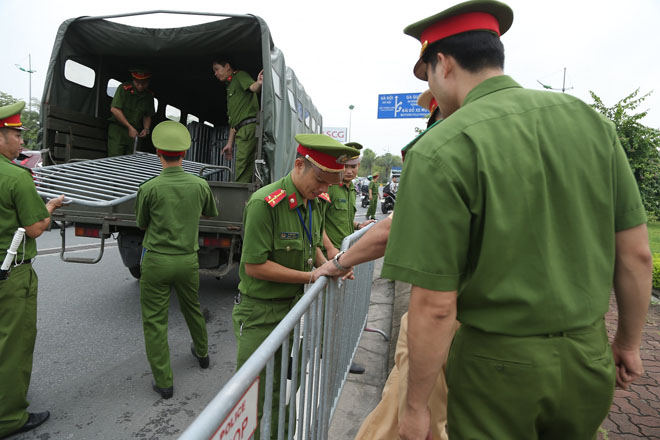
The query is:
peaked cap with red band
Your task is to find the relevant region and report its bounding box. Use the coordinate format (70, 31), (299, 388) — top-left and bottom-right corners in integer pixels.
(294, 134), (360, 173)
(404, 0), (513, 80)
(0, 101), (26, 130)
(130, 68), (152, 80)
(152, 120), (191, 158)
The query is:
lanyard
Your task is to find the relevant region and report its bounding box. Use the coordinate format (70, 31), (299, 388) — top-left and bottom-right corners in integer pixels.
(295, 201), (314, 267)
(295, 200), (313, 245)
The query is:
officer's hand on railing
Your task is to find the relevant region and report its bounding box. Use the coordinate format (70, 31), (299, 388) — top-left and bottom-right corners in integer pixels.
(128, 126), (139, 139)
(314, 260), (354, 281)
(46, 194), (66, 213)
(357, 219), (376, 229)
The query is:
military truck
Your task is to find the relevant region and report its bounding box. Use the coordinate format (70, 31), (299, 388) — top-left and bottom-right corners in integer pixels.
(33, 11), (322, 278)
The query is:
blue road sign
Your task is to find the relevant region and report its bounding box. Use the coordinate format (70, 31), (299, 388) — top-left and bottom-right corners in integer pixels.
(377, 93), (427, 119)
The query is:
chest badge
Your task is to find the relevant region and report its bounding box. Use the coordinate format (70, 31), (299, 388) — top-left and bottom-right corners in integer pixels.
(280, 232), (300, 240)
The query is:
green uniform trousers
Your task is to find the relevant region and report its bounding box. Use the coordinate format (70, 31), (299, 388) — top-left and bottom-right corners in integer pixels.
(446, 319), (615, 439)
(232, 294), (299, 440)
(0, 264), (37, 437)
(140, 251), (208, 388)
(366, 197), (377, 220)
(234, 123), (257, 183)
(107, 122), (135, 157)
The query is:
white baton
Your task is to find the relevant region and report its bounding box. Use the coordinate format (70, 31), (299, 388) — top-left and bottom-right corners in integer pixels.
(1, 228), (26, 272)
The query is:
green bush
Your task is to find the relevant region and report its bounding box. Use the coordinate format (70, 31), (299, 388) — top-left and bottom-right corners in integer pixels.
(653, 253), (660, 290)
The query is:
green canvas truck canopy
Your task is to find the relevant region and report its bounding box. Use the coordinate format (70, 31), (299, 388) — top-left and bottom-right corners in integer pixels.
(41, 11), (322, 182)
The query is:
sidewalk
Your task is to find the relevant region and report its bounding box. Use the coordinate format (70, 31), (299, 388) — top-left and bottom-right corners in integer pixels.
(599, 294), (660, 439)
(330, 265), (660, 439)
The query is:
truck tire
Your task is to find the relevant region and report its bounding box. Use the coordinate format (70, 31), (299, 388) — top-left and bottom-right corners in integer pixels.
(128, 265), (141, 280)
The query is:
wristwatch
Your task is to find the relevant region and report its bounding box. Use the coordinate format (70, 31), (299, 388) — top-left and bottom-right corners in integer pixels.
(332, 250), (349, 271)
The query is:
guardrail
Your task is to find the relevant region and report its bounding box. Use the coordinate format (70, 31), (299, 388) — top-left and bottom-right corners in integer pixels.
(179, 224), (377, 440)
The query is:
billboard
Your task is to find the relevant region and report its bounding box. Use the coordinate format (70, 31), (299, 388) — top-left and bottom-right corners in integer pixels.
(323, 127), (348, 143)
(377, 93), (428, 119)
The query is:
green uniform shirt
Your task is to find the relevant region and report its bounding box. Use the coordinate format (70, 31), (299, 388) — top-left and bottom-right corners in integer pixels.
(324, 181), (357, 249)
(135, 167), (218, 254)
(226, 71), (259, 129)
(109, 82), (155, 130)
(369, 180), (378, 197)
(239, 173), (325, 299)
(382, 75), (647, 336)
(0, 155), (49, 262)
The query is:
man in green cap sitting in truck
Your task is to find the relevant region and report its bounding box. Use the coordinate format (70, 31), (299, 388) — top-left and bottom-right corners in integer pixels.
(135, 120), (218, 400)
(233, 133), (359, 438)
(107, 68), (155, 157)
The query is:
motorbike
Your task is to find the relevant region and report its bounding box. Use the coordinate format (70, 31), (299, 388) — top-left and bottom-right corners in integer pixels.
(361, 193), (370, 208)
(381, 184), (396, 214)
(360, 184), (370, 208)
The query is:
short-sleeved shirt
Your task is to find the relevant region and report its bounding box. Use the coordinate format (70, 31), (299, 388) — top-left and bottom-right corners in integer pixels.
(226, 71), (259, 129)
(109, 82), (155, 130)
(0, 155), (49, 261)
(369, 181), (378, 196)
(135, 167), (218, 254)
(239, 173), (325, 299)
(324, 181), (357, 249)
(381, 75), (647, 336)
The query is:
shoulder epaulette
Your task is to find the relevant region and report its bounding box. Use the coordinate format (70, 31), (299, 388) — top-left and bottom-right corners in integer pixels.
(265, 189), (286, 207)
(317, 192), (331, 203)
(122, 84), (133, 91)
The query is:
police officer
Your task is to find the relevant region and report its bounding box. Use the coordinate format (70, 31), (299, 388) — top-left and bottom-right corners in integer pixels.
(135, 120), (219, 399)
(322, 142), (373, 259)
(108, 68), (155, 157)
(212, 57), (263, 183)
(0, 102), (64, 437)
(234, 134), (359, 438)
(383, 2), (653, 439)
(366, 172), (379, 220)
(321, 141), (373, 375)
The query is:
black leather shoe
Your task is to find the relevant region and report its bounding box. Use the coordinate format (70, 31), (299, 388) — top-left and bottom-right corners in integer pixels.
(152, 382), (173, 399)
(349, 362), (366, 374)
(13, 411), (50, 435)
(190, 343), (210, 369)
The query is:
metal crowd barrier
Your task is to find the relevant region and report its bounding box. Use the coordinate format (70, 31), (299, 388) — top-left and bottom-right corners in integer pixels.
(32, 153), (219, 207)
(186, 121), (232, 182)
(179, 224), (377, 440)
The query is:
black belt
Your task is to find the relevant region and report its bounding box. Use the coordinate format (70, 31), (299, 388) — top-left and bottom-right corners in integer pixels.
(235, 117), (258, 130)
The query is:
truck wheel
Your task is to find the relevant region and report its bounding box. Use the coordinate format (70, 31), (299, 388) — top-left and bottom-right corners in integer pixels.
(128, 265), (141, 279)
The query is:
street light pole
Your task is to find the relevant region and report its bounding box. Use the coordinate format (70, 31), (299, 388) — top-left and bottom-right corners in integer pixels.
(536, 67), (573, 93)
(15, 54), (36, 120)
(348, 104), (354, 142)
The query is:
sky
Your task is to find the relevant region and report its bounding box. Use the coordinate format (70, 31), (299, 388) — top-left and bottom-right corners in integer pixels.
(1, 0), (659, 156)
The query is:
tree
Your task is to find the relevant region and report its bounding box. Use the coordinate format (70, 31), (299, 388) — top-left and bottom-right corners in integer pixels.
(0, 91), (40, 148)
(360, 148), (376, 176)
(375, 153), (403, 180)
(591, 89), (660, 220)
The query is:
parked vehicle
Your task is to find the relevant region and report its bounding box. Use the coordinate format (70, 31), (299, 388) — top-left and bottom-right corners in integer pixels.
(361, 193), (370, 208)
(381, 183), (396, 214)
(35, 11), (322, 279)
